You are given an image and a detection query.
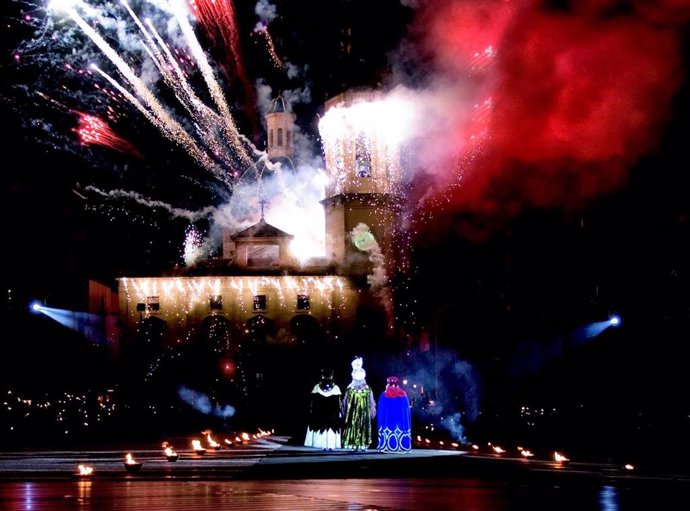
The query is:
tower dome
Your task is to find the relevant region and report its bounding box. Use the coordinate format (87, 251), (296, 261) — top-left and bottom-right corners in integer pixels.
(267, 96), (289, 114)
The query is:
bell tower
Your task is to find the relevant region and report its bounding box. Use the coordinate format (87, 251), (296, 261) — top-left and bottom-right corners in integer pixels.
(318, 88), (404, 278)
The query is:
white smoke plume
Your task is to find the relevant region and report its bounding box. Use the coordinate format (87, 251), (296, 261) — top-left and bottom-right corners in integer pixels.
(178, 385), (236, 418)
(350, 223), (394, 330)
(254, 0), (278, 23)
(85, 186), (217, 222)
(404, 347), (480, 443)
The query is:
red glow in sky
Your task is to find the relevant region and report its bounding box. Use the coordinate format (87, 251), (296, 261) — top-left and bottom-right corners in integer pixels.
(411, 0), (689, 238)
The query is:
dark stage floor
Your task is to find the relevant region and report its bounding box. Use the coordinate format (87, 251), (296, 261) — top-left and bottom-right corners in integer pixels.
(0, 436), (689, 510)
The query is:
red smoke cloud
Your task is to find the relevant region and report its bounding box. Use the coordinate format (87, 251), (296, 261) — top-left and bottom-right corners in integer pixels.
(410, 0), (689, 239)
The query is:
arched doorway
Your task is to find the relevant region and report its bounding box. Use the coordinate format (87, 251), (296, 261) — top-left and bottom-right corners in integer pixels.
(289, 314), (326, 347)
(138, 315), (167, 351)
(246, 314), (275, 345)
(289, 314), (329, 390)
(172, 315), (251, 431)
(243, 314), (278, 429)
(199, 315), (233, 355)
(130, 315), (166, 372)
(120, 315), (168, 407)
(198, 315), (238, 379)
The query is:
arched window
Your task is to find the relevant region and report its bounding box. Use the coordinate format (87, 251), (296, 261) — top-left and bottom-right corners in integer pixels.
(355, 132), (371, 177)
(286, 131), (291, 147)
(277, 128), (283, 146)
(269, 129), (274, 147)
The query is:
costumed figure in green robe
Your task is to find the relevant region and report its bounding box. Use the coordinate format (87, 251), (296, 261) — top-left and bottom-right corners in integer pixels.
(341, 356), (376, 451)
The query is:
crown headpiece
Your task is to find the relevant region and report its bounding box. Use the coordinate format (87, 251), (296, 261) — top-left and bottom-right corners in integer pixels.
(350, 356), (366, 381)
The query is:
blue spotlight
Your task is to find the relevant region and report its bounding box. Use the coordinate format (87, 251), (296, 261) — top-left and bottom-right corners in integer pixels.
(609, 314), (621, 327)
(29, 300), (43, 312)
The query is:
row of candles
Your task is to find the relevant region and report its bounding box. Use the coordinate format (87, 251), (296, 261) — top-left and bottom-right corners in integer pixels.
(77, 429), (273, 476)
(412, 436), (636, 470)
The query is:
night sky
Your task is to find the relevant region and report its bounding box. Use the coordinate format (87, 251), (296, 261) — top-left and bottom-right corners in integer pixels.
(1, 1), (690, 453)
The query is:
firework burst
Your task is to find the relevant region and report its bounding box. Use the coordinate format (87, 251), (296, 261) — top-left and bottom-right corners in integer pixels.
(183, 224), (204, 266)
(12, 0), (265, 191)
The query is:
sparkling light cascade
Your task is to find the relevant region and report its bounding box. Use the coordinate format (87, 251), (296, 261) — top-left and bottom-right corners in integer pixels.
(47, 0), (257, 184)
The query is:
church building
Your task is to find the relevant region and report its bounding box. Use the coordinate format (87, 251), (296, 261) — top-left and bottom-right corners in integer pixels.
(114, 89), (407, 429)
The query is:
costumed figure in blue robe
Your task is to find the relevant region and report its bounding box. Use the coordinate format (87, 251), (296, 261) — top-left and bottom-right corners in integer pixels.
(376, 376), (412, 453)
(341, 356), (376, 451)
(304, 367), (342, 450)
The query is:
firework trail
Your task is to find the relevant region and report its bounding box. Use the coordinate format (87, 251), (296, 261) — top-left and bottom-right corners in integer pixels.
(252, 22), (282, 70)
(187, 0), (251, 87)
(168, 0), (253, 166)
(34, 88), (130, 148)
(188, 0), (259, 134)
(75, 111), (141, 156)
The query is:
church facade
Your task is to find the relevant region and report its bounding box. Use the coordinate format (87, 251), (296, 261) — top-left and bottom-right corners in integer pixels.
(117, 89), (404, 352)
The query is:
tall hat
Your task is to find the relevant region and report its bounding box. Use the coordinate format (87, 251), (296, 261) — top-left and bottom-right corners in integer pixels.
(386, 376), (400, 386)
(351, 356), (366, 381)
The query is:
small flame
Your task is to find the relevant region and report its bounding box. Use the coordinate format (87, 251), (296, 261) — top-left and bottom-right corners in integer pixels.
(624, 464), (634, 470)
(206, 433), (221, 448)
(125, 453), (137, 465)
(192, 439), (205, 451)
(164, 447), (177, 457)
(520, 449), (534, 458)
(241, 432), (250, 442)
(78, 464), (93, 475)
(554, 452), (570, 463)
(492, 445), (505, 454)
